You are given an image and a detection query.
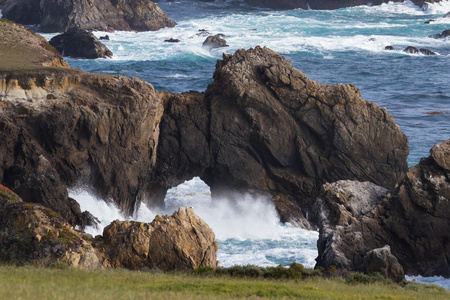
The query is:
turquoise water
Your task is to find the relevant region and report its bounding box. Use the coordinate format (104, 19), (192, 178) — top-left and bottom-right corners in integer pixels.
(48, 0), (449, 288)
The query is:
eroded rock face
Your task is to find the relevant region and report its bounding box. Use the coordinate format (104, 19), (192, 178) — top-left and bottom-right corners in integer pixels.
(315, 139), (450, 277)
(203, 34), (229, 49)
(202, 47), (408, 225)
(49, 28), (113, 59)
(2, 0), (176, 33)
(429, 29), (450, 39)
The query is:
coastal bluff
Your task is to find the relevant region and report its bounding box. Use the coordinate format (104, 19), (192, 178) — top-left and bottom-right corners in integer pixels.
(1, 21), (449, 278)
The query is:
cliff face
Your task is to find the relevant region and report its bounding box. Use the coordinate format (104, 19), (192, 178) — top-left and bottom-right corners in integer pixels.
(2, 0), (176, 33)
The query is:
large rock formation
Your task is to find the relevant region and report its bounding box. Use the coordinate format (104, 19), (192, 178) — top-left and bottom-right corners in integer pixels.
(198, 47), (408, 225)
(315, 139), (450, 277)
(49, 28), (113, 59)
(243, 0), (440, 10)
(2, 0), (176, 33)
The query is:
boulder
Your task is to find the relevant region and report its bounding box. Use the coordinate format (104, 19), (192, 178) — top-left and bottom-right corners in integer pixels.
(49, 28), (113, 59)
(97, 207), (219, 270)
(364, 246), (405, 283)
(99, 35), (109, 40)
(384, 45), (394, 50)
(203, 34), (229, 49)
(2, 0), (176, 33)
(428, 29), (450, 39)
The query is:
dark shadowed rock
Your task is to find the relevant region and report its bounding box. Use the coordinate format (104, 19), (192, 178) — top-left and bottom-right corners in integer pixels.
(424, 19), (436, 24)
(419, 48), (436, 55)
(315, 139), (450, 277)
(2, 0), (176, 33)
(384, 45), (395, 50)
(404, 46), (419, 54)
(364, 245), (405, 283)
(428, 29), (450, 39)
(99, 35), (109, 40)
(165, 38), (180, 43)
(49, 28), (113, 59)
(203, 34), (229, 49)
(445, 11), (450, 18)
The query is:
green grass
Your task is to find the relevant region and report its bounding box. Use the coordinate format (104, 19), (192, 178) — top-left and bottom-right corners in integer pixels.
(0, 265), (447, 300)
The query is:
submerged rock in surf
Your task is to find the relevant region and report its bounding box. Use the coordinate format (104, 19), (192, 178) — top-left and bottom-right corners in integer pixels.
(202, 34), (229, 49)
(428, 29), (450, 39)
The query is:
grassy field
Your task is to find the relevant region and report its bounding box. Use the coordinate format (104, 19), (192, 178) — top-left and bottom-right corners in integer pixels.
(0, 265), (448, 300)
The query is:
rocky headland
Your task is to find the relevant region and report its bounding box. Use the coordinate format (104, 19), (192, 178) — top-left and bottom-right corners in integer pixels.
(0, 20), (449, 278)
(1, 0), (176, 33)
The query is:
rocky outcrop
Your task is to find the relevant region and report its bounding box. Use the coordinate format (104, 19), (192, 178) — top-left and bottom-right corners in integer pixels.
(49, 28), (113, 59)
(243, 0), (440, 10)
(445, 11), (450, 18)
(364, 246), (405, 283)
(0, 185), (218, 270)
(429, 29), (450, 39)
(315, 139), (450, 277)
(203, 34), (229, 49)
(199, 47), (408, 225)
(0, 183), (104, 268)
(96, 207), (218, 270)
(2, 0), (176, 33)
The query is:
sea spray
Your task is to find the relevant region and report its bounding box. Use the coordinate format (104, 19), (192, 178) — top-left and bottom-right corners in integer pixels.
(69, 177), (319, 268)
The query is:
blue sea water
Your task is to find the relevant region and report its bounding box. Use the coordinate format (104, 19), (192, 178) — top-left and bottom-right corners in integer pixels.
(41, 0), (450, 289)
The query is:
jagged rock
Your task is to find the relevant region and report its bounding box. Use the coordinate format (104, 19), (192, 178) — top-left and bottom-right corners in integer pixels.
(364, 246), (405, 283)
(201, 46), (408, 226)
(203, 34), (229, 49)
(424, 19), (435, 24)
(384, 45), (394, 50)
(99, 35), (110, 41)
(315, 139), (450, 277)
(49, 28), (113, 59)
(2, 0), (176, 33)
(96, 207), (219, 270)
(428, 29), (450, 39)
(314, 180), (389, 271)
(445, 11), (450, 18)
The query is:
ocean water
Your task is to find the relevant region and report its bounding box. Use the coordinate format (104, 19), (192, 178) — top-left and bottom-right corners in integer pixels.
(40, 0), (449, 288)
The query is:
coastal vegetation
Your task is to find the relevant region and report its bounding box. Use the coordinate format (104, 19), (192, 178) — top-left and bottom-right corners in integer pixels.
(0, 264), (448, 300)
